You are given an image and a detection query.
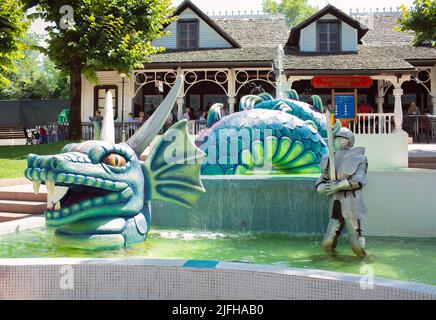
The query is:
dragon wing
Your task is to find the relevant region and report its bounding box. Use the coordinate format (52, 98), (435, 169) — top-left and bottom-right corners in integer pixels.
(143, 120), (206, 208)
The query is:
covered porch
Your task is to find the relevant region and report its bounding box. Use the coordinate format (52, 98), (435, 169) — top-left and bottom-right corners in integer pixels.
(284, 66), (436, 144)
(130, 67), (277, 120)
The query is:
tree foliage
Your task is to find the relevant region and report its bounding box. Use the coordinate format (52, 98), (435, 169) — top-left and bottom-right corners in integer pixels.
(22, 0), (175, 139)
(0, 31), (69, 100)
(397, 0), (436, 46)
(0, 0), (29, 88)
(262, 0), (317, 26)
(24, 0), (175, 81)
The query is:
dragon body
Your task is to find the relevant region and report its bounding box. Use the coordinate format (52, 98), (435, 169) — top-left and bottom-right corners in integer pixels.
(197, 93), (338, 175)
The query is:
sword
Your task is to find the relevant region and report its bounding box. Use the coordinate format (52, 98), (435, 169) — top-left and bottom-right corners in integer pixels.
(324, 109), (336, 181)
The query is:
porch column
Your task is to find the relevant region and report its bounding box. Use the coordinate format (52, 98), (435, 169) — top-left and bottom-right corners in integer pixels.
(376, 80), (384, 113)
(177, 97), (184, 121)
(379, 75), (409, 133)
(431, 66), (436, 115)
(393, 87), (404, 133)
(228, 69), (236, 113)
(177, 68), (185, 120)
(228, 97), (236, 114)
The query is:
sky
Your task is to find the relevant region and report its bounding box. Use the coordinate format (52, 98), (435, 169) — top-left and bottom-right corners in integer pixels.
(31, 0), (415, 35)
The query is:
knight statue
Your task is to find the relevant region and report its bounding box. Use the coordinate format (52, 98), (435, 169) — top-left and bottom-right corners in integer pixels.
(316, 127), (368, 257)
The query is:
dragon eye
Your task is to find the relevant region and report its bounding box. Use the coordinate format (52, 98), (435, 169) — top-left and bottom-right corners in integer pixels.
(102, 153), (127, 167)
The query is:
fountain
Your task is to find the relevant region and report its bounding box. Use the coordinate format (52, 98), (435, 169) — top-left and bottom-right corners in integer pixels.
(1, 51), (435, 299)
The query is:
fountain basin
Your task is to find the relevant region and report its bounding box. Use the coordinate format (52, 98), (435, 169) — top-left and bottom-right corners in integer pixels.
(1, 171), (436, 300)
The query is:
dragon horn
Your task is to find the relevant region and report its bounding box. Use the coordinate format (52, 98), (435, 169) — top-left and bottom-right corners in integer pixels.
(101, 90), (115, 143)
(126, 75), (184, 156)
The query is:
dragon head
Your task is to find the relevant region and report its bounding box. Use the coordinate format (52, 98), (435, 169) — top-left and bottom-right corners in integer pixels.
(26, 140), (145, 227)
(24, 76), (205, 250)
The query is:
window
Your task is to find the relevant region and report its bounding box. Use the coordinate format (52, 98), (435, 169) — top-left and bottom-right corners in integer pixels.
(143, 95), (163, 113)
(177, 20), (199, 49)
(317, 21), (340, 52)
(94, 85), (118, 119)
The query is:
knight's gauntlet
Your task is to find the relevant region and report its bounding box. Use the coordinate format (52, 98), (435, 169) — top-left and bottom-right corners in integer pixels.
(335, 179), (353, 191)
(316, 181), (333, 194)
(330, 179), (361, 193)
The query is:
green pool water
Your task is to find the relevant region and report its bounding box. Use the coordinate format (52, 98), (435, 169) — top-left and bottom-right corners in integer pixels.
(1, 228), (435, 286)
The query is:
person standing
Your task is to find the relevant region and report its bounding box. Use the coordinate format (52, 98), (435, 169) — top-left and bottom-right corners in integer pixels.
(199, 111), (208, 121)
(406, 102), (423, 138)
(406, 102), (420, 116)
(38, 126), (48, 144)
(183, 107), (195, 120)
(183, 107), (196, 134)
(127, 113), (135, 138)
(89, 110), (103, 140)
(138, 111), (146, 123)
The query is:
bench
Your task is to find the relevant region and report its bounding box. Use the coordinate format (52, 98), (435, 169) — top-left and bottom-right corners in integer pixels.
(0, 125), (29, 145)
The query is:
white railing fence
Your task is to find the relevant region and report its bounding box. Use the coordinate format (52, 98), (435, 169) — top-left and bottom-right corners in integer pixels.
(349, 7), (401, 16)
(30, 114), (399, 145)
(34, 123), (69, 143)
(82, 122), (147, 142)
(348, 113), (395, 135)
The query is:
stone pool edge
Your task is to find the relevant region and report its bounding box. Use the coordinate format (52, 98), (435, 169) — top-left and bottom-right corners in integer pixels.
(0, 257), (435, 300)
(1, 217), (435, 300)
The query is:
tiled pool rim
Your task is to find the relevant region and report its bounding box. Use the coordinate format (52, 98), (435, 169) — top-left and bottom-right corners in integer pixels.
(0, 217), (435, 300)
(1, 258), (435, 299)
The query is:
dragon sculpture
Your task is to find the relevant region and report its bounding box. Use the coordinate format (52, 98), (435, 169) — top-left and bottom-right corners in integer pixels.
(24, 76), (206, 250)
(197, 91), (341, 175)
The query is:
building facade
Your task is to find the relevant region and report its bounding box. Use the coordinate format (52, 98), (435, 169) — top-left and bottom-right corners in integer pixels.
(80, 0), (436, 136)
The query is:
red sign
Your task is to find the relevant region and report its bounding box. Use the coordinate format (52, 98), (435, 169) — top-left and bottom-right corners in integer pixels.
(311, 76), (373, 89)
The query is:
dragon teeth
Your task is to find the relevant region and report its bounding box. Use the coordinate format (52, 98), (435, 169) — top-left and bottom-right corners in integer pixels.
(33, 181), (41, 195)
(46, 180), (55, 195)
(47, 201), (54, 210)
(54, 201), (61, 211)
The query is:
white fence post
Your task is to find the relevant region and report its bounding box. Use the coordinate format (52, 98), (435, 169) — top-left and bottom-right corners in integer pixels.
(349, 113), (394, 135)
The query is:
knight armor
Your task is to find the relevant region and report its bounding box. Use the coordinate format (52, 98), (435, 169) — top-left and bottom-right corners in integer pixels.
(316, 128), (368, 257)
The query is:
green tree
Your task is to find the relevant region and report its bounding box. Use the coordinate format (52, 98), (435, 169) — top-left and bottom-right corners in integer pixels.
(263, 0), (318, 26)
(397, 0), (436, 46)
(0, 31), (70, 100)
(23, 0), (174, 140)
(0, 0), (29, 88)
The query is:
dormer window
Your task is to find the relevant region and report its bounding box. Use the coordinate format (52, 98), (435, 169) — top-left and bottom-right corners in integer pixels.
(317, 21), (340, 52)
(287, 5), (368, 53)
(177, 19), (199, 49)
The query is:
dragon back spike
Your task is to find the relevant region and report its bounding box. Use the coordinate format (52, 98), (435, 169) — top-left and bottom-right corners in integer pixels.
(126, 75), (184, 156)
(286, 89), (299, 101)
(206, 103), (228, 128)
(239, 95), (263, 111)
(311, 95), (324, 113)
